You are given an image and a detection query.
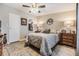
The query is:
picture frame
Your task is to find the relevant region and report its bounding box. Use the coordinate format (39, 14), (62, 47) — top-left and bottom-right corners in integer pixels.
(21, 18), (27, 25)
(28, 22), (33, 31)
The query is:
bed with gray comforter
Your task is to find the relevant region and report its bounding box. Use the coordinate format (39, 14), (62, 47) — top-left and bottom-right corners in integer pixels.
(28, 33), (59, 56)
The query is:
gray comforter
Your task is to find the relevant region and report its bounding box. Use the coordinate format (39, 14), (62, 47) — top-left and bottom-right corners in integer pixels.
(28, 33), (59, 56)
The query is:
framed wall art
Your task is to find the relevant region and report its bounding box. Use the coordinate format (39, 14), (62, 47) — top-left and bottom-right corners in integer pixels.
(47, 18), (53, 25)
(21, 18), (27, 25)
(28, 22), (33, 31)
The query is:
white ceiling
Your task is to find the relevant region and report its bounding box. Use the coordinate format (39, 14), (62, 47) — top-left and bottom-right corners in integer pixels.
(4, 3), (76, 16)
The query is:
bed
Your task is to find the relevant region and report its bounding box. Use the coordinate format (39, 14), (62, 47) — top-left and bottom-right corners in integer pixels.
(28, 33), (59, 56)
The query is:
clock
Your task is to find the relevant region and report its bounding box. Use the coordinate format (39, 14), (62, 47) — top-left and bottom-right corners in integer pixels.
(47, 18), (53, 25)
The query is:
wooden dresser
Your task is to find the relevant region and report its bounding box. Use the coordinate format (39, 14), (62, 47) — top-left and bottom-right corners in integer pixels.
(0, 35), (3, 56)
(59, 33), (76, 48)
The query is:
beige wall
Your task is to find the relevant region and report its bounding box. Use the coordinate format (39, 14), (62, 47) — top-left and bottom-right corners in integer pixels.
(34, 10), (76, 33)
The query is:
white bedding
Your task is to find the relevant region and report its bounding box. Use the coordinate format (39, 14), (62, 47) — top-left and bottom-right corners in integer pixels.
(28, 33), (59, 56)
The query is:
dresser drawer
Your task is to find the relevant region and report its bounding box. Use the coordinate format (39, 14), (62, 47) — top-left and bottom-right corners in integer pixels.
(63, 39), (74, 43)
(0, 52), (2, 56)
(0, 44), (2, 48)
(62, 36), (74, 39)
(62, 41), (74, 46)
(0, 46), (2, 49)
(0, 49), (2, 56)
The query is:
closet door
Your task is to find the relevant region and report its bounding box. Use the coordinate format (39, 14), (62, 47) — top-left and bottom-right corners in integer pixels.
(9, 13), (20, 43)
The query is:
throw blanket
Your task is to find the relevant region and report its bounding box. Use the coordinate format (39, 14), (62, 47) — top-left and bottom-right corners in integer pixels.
(28, 33), (59, 56)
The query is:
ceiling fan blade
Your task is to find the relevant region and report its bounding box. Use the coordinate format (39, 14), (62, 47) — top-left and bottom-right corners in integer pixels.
(22, 5), (30, 7)
(38, 5), (45, 8)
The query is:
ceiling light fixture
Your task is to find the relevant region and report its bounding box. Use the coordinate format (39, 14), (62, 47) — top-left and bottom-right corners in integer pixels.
(22, 3), (45, 14)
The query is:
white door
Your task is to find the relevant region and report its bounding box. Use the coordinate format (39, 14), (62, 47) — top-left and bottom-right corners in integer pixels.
(9, 13), (20, 43)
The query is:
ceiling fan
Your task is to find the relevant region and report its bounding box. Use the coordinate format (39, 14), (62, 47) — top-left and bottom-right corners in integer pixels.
(22, 3), (46, 13)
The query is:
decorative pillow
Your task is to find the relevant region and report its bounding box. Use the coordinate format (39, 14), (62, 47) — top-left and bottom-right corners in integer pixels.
(43, 29), (50, 33)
